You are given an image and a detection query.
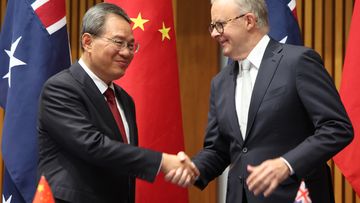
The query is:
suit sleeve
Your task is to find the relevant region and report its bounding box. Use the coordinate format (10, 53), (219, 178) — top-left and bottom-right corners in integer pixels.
(38, 75), (162, 182)
(282, 49), (353, 178)
(192, 79), (231, 190)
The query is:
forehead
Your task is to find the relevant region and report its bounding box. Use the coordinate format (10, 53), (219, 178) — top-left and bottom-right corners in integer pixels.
(102, 13), (133, 39)
(211, 0), (240, 20)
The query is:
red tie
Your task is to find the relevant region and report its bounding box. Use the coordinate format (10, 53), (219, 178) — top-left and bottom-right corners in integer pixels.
(104, 88), (128, 144)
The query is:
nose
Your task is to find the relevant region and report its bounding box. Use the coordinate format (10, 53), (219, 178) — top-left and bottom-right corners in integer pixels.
(210, 28), (220, 38)
(118, 47), (133, 57)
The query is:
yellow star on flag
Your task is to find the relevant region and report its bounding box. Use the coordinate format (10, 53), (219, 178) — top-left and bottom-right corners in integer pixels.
(37, 184), (45, 192)
(158, 22), (171, 41)
(131, 13), (149, 31)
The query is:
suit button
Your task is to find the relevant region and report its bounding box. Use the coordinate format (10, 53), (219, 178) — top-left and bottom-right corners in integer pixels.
(242, 147), (248, 153)
(238, 176), (243, 184)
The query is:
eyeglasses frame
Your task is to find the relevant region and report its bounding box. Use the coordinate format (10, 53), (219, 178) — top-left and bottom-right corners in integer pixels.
(209, 13), (247, 35)
(91, 34), (140, 53)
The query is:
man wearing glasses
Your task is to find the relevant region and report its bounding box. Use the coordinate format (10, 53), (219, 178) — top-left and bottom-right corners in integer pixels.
(167, 0), (353, 202)
(37, 3), (198, 203)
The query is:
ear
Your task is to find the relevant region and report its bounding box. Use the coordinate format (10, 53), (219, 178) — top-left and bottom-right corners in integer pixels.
(82, 33), (93, 52)
(244, 13), (257, 30)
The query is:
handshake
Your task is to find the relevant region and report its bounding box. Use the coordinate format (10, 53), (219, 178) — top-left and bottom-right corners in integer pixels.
(160, 151), (200, 187)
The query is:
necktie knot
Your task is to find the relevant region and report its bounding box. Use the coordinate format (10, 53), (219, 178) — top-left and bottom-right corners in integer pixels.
(241, 59), (251, 71)
(104, 88), (116, 104)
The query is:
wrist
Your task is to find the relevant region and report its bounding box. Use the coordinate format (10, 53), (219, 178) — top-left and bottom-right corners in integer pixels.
(160, 153), (170, 173)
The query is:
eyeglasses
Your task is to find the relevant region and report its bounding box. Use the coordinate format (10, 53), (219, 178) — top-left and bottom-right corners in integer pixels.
(96, 35), (140, 53)
(208, 13), (247, 35)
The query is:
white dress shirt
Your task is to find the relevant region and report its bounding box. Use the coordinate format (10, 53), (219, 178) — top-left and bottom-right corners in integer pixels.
(234, 35), (294, 175)
(78, 58), (130, 143)
(235, 35), (270, 137)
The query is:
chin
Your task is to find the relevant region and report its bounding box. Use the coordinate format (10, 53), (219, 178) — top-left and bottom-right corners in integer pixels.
(222, 50), (232, 58)
(117, 71), (126, 79)
(110, 71), (125, 81)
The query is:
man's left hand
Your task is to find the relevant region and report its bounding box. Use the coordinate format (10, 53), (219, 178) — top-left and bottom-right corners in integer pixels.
(246, 158), (291, 197)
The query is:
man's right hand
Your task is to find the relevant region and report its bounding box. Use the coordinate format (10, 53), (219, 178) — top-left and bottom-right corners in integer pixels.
(161, 151), (199, 187)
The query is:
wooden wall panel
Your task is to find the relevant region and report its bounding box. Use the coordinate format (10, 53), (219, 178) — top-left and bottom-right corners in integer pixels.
(174, 0), (219, 202)
(1, 0), (359, 203)
(334, 0), (344, 87)
(0, 0), (5, 24)
(303, 0), (313, 47)
(325, 0), (335, 76)
(297, 0), (359, 202)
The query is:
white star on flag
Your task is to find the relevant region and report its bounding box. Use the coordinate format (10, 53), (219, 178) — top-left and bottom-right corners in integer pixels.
(2, 36), (27, 87)
(280, 36), (288, 43)
(2, 194), (12, 203)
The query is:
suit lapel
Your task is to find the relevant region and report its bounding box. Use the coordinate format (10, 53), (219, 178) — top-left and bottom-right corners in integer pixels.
(114, 86), (137, 145)
(69, 62), (121, 141)
(226, 61), (244, 143)
(246, 40), (283, 138)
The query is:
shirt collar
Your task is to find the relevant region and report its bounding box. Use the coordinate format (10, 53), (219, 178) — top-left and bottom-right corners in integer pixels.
(78, 58), (113, 94)
(240, 34), (270, 70)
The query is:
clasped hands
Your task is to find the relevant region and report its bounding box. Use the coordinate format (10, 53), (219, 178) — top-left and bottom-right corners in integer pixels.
(161, 151), (199, 187)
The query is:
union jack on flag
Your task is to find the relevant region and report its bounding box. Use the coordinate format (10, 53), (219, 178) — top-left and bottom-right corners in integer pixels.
(294, 181), (312, 203)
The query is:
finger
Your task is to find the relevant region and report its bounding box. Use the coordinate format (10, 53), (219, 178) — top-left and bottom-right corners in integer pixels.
(246, 165), (265, 187)
(190, 174), (197, 185)
(164, 169), (176, 182)
(171, 167), (184, 184)
(246, 165), (257, 185)
(248, 166), (271, 193)
(177, 169), (188, 186)
(251, 168), (275, 195)
(190, 162), (200, 177)
(177, 151), (187, 162)
(247, 164), (255, 173)
(263, 180), (278, 197)
(252, 179), (269, 196)
(182, 175), (192, 188)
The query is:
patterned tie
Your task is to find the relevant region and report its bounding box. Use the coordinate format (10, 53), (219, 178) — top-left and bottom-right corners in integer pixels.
(104, 88), (128, 144)
(239, 59), (252, 139)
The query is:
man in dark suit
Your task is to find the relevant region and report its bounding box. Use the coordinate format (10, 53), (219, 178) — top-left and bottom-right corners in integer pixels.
(166, 0), (353, 202)
(37, 3), (198, 203)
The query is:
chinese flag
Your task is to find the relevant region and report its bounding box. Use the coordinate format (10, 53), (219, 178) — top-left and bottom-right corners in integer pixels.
(105, 1), (188, 203)
(333, 0), (360, 196)
(32, 176), (55, 203)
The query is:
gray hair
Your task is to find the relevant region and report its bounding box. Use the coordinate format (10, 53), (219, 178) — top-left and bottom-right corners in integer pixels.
(211, 0), (269, 28)
(81, 3), (130, 48)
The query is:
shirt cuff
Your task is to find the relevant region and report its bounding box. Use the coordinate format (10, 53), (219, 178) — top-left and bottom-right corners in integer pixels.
(157, 153), (164, 175)
(280, 157), (294, 175)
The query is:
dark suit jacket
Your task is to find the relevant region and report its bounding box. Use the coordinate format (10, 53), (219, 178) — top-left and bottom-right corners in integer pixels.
(192, 39), (353, 203)
(37, 62), (162, 203)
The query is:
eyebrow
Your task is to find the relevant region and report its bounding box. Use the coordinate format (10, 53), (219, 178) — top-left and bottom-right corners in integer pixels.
(111, 35), (135, 42)
(211, 18), (227, 23)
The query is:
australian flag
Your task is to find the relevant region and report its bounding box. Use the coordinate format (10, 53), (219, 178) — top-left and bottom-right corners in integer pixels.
(0, 0), (70, 202)
(266, 0), (302, 45)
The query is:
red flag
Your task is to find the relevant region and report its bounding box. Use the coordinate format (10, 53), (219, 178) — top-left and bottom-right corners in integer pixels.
(105, 1), (187, 202)
(333, 0), (360, 196)
(32, 176), (55, 203)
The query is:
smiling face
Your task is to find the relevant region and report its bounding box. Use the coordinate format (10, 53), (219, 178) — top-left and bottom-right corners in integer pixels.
(210, 0), (253, 60)
(82, 13), (134, 84)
